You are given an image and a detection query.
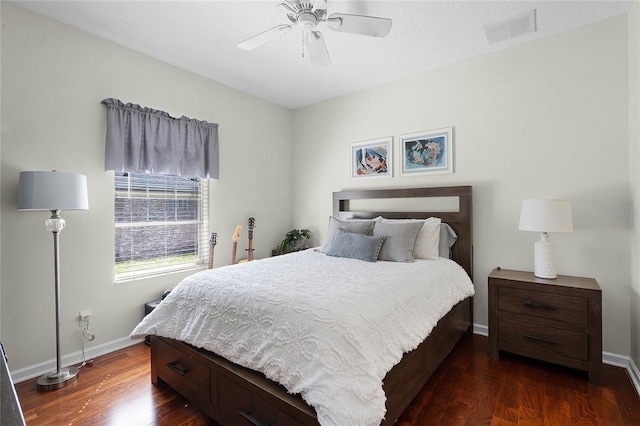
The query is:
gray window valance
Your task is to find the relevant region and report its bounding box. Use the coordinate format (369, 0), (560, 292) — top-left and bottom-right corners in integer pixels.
(102, 98), (219, 179)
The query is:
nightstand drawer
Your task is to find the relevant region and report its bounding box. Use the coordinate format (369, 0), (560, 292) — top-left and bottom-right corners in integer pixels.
(498, 287), (587, 324)
(499, 319), (588, 361)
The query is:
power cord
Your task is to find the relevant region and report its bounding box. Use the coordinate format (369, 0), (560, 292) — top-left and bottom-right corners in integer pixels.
(78, 319), (95, 368)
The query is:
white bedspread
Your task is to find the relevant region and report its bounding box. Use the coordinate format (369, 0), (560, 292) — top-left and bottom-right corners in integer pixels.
(131, 249), (474, 426)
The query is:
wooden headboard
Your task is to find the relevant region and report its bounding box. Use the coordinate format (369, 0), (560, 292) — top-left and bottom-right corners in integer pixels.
(332, 186), (473, 279)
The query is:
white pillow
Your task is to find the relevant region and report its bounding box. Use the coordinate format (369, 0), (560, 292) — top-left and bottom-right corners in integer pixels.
(380, 217), (441, 259)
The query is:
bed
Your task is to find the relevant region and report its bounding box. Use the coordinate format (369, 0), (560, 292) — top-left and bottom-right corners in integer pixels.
(131, 186), (474, 426)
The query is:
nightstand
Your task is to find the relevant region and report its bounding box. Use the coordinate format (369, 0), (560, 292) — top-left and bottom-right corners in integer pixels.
(144, 300), (161, 345)
(488, 268), (602, 385)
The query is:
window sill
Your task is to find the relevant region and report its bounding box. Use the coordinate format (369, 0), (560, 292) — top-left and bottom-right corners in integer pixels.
(115, 264), (206, 284)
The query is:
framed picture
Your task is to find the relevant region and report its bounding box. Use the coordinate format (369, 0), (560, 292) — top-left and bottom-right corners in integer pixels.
(351, 137), (392, 178)
(400, 127), (453, 176)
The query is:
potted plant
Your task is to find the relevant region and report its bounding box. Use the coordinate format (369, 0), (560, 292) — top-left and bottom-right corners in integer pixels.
(275, 229), (311, 254)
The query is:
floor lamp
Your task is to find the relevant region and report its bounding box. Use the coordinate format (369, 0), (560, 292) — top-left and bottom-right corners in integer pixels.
(18, 171), (89, 391)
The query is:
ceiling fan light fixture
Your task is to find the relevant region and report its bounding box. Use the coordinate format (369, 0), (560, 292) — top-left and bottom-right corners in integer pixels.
(298, 12), (318, 30)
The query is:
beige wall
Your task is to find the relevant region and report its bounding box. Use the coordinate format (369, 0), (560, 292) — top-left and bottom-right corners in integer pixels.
(629, 1), (640, 370)
(293, 16), (631, 356)
(0, 3), (293, 372)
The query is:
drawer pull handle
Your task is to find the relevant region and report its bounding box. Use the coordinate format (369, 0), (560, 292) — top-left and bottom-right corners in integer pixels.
(239, 410), (270, 426)
(522, 299), (557, 310)
(166, 361), (189, 376)
(522, 333), (557, 345)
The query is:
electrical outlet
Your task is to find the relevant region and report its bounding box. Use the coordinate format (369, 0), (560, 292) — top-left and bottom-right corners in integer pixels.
(79, 310), (92, 323)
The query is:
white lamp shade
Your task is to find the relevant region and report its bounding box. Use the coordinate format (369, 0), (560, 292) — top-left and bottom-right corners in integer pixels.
(518, 199), (573, 233)
(18, 171), (89, 211)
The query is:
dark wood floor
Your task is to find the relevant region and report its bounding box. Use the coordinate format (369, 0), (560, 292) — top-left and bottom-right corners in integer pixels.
(15, 333), (640, 425)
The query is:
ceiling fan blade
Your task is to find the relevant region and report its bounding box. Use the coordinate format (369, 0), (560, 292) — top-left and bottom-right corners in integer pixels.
(238, 24), (292, 50)
(278, 1), (298, 16)
(327, 13), (392, 38)
(304, 31), (330, 66)
(312, 0), (328, 12)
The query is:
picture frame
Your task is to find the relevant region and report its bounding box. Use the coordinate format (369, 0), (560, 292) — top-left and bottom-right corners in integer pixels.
(400, 127), (453, 176)
(351, 137), (392, 179)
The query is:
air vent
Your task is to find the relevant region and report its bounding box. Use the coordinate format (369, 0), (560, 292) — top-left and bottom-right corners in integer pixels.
(483, 9), (537, 45)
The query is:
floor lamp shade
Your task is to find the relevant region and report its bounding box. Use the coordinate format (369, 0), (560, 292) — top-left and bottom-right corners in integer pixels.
(17, 171), (88, 391)
(18, 171), (88, 211)
(519, 199), (573, 279)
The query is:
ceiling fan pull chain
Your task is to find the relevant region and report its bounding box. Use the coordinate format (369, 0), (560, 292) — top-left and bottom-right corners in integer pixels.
(301, 31), (305, 58)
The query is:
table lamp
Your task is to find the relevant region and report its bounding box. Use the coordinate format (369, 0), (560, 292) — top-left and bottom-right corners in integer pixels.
(518, 199), (573, 279)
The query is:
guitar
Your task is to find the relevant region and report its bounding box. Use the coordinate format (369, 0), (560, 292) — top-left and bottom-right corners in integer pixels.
(238, 218), (256, 264)
(247, 217), (255, 262)
(230, 225), (242, 265)
(208, 232), (217, 269)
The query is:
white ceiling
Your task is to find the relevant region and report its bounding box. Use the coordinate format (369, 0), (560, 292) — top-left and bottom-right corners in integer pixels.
(12, 0), (632, 109)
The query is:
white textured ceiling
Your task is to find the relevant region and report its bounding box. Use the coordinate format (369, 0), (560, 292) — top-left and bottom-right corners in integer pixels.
(12, 0), (632, 109)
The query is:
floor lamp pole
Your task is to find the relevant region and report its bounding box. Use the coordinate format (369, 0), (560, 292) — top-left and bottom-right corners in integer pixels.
(54, 228), (62, 376)
(37, 210), (79, 391)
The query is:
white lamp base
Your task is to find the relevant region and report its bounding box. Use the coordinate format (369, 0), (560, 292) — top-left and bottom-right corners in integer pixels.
(534, 232), (557, 279)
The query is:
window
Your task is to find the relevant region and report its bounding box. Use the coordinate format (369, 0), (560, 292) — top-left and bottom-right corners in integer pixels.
(114, 172), (209, 281)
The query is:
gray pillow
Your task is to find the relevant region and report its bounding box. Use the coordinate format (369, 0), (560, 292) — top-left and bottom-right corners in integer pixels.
(319, 216), (375, 253)
(439, 223), (458, 258)
(373, 221), (423, 262)
(326, 229), (385, 262)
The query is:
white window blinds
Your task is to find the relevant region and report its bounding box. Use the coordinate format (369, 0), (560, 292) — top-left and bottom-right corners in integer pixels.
(114, 172), (209, 281)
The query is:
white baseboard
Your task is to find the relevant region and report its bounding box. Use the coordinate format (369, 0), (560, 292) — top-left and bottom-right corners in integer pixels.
(628, 357), (640, 397)
(10, 336), (144, 384)
(473, 323), (488, 336)
(603, 351), (640, 396)
(603, 350), (630, 368)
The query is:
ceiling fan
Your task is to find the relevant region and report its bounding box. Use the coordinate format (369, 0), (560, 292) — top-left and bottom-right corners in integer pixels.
(237, 0), (392, 66)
